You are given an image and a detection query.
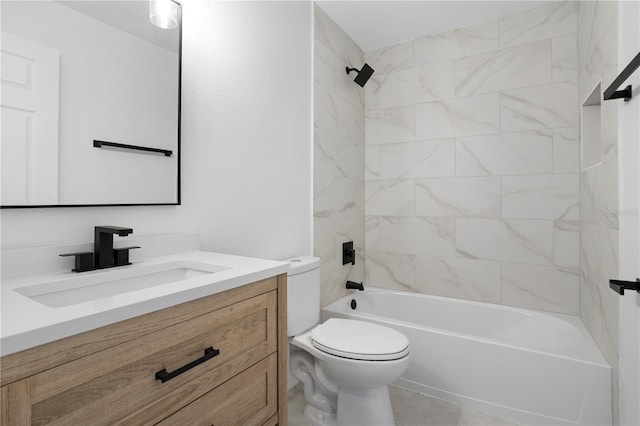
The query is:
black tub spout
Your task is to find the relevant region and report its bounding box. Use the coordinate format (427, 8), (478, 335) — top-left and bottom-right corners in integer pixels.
(346, 281), (364, 291)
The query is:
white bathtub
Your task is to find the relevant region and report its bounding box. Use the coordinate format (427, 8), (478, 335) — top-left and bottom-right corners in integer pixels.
(322, 288), (611, 426)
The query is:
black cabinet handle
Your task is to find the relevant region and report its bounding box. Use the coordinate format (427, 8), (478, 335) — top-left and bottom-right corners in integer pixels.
(609, 278), (640, 295)
(155, 346), (220, 383)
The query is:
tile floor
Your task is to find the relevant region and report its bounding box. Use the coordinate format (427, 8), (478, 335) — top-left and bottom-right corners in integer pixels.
(288, 384), (522, 426)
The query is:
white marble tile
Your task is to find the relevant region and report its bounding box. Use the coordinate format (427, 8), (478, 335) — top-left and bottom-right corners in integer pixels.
(579, 222), (619, 366)
(314, 38), (337, 93)
(415, 256), (501, 303)
(454, 40), (551, 96)
(320, 259), (352, 307)
(555, 219), (580, 267)
(365, 62), (454, 110)
(365, 105), (415, 146)
(354, 179), (365, 218)
(365, 146), (380, 180)
(416, 177), (500, 218)
(580, 163), (599, 224)
(577, 0), (596, 71)
(314, 5), (357, 66)
(601, 84), (618, 163)
(313, 216), (336, 262)
(365, 216), (380, 252)
(456, 130), (553, 177)
(578, 56), (601, 107)
(597, 158), (619, 230)
(500, 81), (579, 131)
(577, 0), (616, 72)
(500, 1), (578, 48)
(580, 83), (602, 172)
(553, 127), (579, 173)
(336, 56), (366, 109)
(552, 33), (578, 82)
(336, 215), (365, 256)
(414, 19), (499, 65)
(581, 158), (619, 229)
(315, 85), (364, 143)
(416, 93), (500, 140)
(379, 139), (455, 179)
(456, 219), (554, 265)
(314, 174), (361, 218)
(502, 174), (580, 220)
(314, 126), (363, 179)
(336, 215), (365, 282)
(502, 263), (579, 314)
(366, 251), (415, 291)
(365, 40), (414, 75)
(373, 216), (456, 257)
(365, 179), (415, 217)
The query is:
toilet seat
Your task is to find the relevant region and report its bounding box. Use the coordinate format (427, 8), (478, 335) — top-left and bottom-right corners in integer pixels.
(310, 318), (409, 361)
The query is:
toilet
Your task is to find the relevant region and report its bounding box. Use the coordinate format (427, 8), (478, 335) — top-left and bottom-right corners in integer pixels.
(286, 257), (410, 426)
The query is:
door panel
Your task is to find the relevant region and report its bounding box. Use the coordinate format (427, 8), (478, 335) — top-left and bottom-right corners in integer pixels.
(1, 32), (59, 205)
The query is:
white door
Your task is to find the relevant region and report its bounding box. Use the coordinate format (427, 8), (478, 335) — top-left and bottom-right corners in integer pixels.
(1, 31), (59, 205)
(618, 2), (640, 425)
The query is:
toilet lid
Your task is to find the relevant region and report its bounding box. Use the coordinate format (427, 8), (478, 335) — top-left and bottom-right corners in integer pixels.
(311, 318), (409, 361)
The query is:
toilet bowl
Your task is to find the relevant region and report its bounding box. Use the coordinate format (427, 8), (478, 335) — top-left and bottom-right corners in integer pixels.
(286, 257), (410, 426)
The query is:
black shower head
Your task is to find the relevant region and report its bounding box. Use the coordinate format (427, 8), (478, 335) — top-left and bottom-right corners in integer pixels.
(346, 63), (374, 87)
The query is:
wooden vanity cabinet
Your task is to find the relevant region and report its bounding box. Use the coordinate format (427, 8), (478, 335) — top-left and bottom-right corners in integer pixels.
(0, 274), (288, 426)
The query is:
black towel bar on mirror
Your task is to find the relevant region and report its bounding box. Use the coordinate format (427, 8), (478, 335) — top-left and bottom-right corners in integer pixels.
(93, 140), (173, 157)
(603, 51), (640, 102)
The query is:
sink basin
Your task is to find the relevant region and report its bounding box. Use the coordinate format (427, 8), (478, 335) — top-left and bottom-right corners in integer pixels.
(15, 261), (230, 308)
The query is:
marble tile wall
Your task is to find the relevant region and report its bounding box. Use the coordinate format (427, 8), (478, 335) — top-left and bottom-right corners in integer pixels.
(364, 1), (581, 315)
(577, 1), (619, 424)
(314, 5), (365, 306)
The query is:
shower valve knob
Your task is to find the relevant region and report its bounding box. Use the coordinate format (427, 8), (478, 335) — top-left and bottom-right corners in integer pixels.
(342, 241), (355, 265)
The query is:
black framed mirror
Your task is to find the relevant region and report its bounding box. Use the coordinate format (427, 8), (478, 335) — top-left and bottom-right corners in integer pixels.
(1, 0), (181, 208)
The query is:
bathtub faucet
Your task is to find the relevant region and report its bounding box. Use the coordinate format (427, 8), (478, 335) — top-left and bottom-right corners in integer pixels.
(346, 281), (364, 291)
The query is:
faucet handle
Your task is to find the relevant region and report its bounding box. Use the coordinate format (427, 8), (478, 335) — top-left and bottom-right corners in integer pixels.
(60, 252), (95, 273)
(113, 246), (141, 267)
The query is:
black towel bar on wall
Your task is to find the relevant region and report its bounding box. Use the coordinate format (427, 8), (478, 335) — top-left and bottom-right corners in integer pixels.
(93, 140), (173, 157)
(603, 51), (640, 102)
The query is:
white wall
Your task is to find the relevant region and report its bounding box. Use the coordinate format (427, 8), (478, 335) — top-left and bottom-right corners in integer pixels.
(1, 1), (313, 262)
(617, 1), (640, 424)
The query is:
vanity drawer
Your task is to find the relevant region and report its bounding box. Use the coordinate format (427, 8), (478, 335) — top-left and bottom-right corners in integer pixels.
(157, 353), (278, 426)
(18, 290), (277, 425)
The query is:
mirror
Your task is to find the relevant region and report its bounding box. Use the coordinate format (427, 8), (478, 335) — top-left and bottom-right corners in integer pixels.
(1, 0), (181, 207)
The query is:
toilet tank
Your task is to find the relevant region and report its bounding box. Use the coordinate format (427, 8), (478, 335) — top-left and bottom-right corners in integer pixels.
(286, 256), (321, 336)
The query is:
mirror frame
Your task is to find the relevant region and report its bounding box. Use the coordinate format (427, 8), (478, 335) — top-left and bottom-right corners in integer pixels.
(1, 0), (182, 209)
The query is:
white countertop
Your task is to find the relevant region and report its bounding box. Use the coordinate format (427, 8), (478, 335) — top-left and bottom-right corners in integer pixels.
(1, 251), (289, 356)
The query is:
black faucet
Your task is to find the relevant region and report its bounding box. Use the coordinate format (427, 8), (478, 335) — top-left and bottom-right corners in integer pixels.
(60, 226), (139, 272)
(95, 226), (134, 269)
(346, 281), (364, 291)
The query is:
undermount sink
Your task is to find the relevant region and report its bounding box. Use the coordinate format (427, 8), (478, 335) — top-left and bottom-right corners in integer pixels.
(15, 261), (230, 308)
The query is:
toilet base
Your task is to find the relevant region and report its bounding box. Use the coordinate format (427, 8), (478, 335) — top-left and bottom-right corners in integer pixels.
(336, 385), (395, 426)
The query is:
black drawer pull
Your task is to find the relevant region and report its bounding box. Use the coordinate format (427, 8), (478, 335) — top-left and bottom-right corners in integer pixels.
(155, 346), (220, 383)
